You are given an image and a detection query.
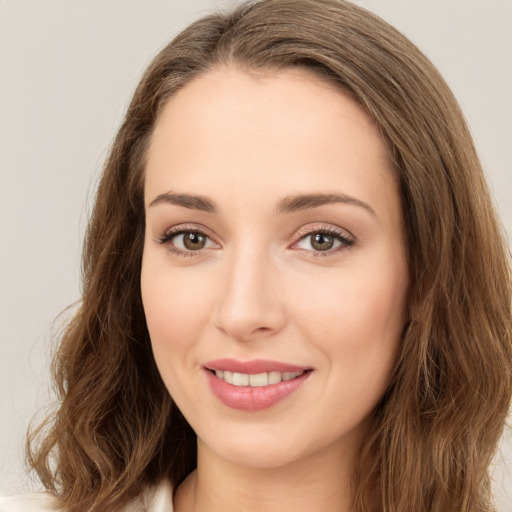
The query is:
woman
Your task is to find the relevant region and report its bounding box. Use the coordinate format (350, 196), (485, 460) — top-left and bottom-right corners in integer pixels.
(1, 0), (510, 511)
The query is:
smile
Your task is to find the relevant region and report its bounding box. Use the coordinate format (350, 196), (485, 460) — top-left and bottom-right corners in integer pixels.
(203, 359), (312, 411)
(212, 369), (305, 387)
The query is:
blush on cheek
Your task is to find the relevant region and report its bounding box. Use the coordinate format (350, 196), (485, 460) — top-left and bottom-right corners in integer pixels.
(302, 270), (405, 375)
(143, 271), (196, 334)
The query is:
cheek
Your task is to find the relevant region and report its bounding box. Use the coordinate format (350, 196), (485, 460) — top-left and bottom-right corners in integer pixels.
(140, 258), (213, 374)
(294, 258), (408, 377)
(295, 266), (407, 428)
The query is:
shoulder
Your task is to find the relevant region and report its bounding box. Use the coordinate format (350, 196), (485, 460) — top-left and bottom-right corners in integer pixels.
(0, 480), (174, 512)
(0, 492), (60, 512)
(126, 479), (174, 511)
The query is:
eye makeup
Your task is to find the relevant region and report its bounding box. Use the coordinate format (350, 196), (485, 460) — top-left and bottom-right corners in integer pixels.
(156, 222), (355, 258)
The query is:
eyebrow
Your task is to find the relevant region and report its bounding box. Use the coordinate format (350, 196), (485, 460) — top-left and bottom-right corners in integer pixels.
(276, 193), (376, 216)
(148, 191), (376, 217)
(149, 192), (216, 212)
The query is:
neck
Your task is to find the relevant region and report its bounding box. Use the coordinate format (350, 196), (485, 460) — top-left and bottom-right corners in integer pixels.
(174, 437), (359, 512)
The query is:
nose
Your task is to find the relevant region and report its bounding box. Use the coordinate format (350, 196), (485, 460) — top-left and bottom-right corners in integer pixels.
(213, 247), (286, 342)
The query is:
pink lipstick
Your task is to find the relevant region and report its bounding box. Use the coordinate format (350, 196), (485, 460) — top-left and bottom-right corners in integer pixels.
(203, 358), (312, 411)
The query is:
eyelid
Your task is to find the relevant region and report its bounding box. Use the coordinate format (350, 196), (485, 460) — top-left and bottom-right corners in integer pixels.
(290, 223), (356, 255)
(293, 223), (354, 241)
(156, 223), (221, 253)
(155, 222), (355, 257)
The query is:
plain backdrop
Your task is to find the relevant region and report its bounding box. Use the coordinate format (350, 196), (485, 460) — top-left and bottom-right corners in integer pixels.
(1, 0), (511, 509)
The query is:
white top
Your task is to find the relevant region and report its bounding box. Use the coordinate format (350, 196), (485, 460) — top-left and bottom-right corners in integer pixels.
(0, 479), (174, 511)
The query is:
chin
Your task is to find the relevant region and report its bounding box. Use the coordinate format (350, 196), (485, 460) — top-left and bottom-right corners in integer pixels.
(203, 435), (306, 469)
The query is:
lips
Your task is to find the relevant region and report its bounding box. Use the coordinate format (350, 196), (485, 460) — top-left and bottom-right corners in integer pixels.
(203, 358), (312, 411)
(204, 358), (309, 374)
(212, 369), (306, 387)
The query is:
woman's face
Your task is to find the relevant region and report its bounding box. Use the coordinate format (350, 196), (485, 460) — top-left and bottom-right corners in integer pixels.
(141, 67), (409, 469)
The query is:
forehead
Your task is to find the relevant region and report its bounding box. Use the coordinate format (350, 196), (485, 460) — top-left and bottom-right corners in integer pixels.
(144, 66), (398, 219)
(149, 66), (383, 156)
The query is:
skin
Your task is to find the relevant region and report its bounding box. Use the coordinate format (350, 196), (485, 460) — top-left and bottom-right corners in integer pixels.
(141, 67), (409, 512)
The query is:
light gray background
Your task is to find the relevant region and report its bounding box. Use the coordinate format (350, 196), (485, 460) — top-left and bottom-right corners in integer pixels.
(1, 0), (511, 508)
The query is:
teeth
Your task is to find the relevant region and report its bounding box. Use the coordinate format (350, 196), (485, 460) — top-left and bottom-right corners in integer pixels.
(213, 370), (305, 387)
(249, 372), (268, 387)
(268, 371), (282, 384)
(232, 372), (249, 386)
(282, 371), (302, 381)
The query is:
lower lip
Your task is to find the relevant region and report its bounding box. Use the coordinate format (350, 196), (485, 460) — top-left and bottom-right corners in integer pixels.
(204, 369), (311, 411)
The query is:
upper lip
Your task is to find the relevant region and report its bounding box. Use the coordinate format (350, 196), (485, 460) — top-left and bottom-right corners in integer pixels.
(203, 358), (311, 374)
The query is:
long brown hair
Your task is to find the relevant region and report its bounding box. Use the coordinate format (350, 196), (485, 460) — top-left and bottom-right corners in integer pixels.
(28, 1), (512, 511)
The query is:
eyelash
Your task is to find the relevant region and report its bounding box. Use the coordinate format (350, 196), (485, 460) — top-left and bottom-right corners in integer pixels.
(157, 226), (213, 258)
(157, 225), (355, 258)
(292, 226), (355, 257)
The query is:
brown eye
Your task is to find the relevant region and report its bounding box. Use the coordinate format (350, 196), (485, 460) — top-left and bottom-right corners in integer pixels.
(159, 229), (216, 254)
(182, 232), (207, 250)
(293, 228), (354, 255)
(310, 233), (335, 251)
